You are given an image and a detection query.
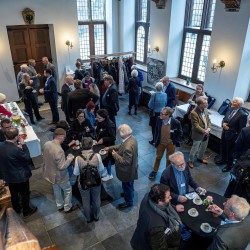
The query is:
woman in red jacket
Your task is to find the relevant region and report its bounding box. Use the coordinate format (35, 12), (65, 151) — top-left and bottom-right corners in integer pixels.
(0, 93), (12, 117)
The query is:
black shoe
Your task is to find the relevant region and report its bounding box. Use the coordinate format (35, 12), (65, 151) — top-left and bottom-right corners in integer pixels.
(149, 140), (154, 145)
(118, 202), (132, 209)
(58, 207), (64, 212)
(128, 111), (131, 115)
(87, 219), (94, 223)
(31, 121), (36, 125)
(37, 117), (45, 121)
(148, 171), (157, 180)
(65, 204), (78, 213)
(23, 206), (37, 217)
(120, 192), (124, 197)
(222, 166), (232, 173)
(94, 218), (99, 222)
(134, 112), (137, 115)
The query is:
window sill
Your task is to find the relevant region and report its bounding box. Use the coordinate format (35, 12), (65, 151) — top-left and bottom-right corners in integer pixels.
(135, 63), (147, 73)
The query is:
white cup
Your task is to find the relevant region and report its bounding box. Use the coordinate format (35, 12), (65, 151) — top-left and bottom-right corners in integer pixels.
(75, 140), (80, 146)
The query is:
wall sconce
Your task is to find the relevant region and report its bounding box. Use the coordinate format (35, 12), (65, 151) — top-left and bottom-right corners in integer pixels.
(211, 59), (225, 73)
(65, 40), (73, 49)
(148, 45), (160, 54)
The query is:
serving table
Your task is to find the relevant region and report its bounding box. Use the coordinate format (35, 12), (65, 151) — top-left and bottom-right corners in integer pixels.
(174, 103), (224, 139)
(2, 102), (41, 157)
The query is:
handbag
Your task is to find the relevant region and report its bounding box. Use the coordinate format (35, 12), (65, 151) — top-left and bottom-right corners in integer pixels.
(218, 99), (231, 115)
(149, 93), (156, 117)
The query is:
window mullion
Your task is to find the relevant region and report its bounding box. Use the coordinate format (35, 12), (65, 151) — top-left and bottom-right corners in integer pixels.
(192, 33), (203, 81)
(88, 0), (92, 21)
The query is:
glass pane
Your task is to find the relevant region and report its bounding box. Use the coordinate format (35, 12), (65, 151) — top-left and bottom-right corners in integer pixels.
(78, 25), (90, 60)
(77, 0), (89, 21)
(207, 0), (216, 29)
(94, 24), (105, 55)
(140, 0), (148, 22)
(181, 32), (197, 78)
(197, 35), (211, 82)
(136, 26), (145, 62)
(190, 0), (204, 28)
(91, 0), (105, 21)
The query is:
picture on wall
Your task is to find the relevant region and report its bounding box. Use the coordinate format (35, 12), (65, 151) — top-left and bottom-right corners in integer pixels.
(147, 57), (165, 84)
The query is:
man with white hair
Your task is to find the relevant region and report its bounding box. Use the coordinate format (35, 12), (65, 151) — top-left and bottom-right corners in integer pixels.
(160, 151), (206, 204)
(104, 124), (138, 209)
(161, 76), (176, 108)
(207, 195), (250, 250)
(16, 64), (28, 99)
(220, 97), (248, 172)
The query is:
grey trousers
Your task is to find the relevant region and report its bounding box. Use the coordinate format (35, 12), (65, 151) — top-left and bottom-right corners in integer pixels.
(189, 139), (208, 162)
(79, 184), (101, 221)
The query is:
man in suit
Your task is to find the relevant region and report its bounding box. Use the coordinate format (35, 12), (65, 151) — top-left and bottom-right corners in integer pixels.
(43, 128), (78, 213)
(40, 69), (59, 124)
(188, 96), (211, 169)
(105, 124), (138, 209)
(160, 151), (206, 204)
(220, 97), (248, 172)
(102, 75), (119, 125)
(148, 107), (183, 180)
(207, 195), (250, 250)
(161, 76), (176, 108)
(42, 56), (57, 82)
(61, 75), (74, 123)
(0, 118), (12, 142)
(28, 59), (42, 106)
(0, 128), (37, 217)
(67, 80), (98, 119)
(233, 114), (250, 159)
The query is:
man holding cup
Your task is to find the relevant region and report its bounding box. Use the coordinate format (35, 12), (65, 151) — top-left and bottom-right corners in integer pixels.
(43, 128), (78, 213)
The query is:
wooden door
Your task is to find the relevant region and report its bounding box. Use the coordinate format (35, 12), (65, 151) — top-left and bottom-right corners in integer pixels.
(7, 25), (52, 86)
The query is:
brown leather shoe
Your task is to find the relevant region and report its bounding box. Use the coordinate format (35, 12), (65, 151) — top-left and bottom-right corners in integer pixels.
(65, 204), (78, 213)
(188, 161), (194, 168)
(197, 159), (208, 164)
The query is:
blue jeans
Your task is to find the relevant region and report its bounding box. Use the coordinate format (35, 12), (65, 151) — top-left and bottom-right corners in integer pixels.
(104, 160), (112, 175)
(52, 181), (72, 212)
(122, 181), (134, 206)
(79, 184), (101, 221)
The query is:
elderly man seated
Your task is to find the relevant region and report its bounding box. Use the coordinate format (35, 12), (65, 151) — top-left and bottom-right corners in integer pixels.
(207, 195), (250, 250)
(160, 151), (206, 204)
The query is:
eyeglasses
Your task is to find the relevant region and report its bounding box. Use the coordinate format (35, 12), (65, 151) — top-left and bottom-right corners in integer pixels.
(160, 113), (168, 116)
(173, 162), (185, 168)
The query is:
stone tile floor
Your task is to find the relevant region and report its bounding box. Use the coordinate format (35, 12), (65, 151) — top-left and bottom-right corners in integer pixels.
(19, 95), (233, 250)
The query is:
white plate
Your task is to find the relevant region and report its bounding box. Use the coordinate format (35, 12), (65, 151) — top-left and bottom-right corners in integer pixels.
(200, 223), (212, 233)
(193, 197), (203, 205)
(188, 208), (199, 217)
(99, 150), (107, 155)
(185, 192), (198, 200)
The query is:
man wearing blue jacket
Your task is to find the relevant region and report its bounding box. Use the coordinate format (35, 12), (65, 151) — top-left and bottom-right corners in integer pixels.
(161, 76), (176, 108)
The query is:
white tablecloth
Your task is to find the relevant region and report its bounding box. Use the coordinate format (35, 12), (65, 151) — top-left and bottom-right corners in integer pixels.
(3, 102), (42, 157)
(174, 104), (223, 139)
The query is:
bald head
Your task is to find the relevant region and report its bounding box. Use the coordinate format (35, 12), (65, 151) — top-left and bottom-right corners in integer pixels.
(66, 75), (74, 85)
(118, 124), (132, 139)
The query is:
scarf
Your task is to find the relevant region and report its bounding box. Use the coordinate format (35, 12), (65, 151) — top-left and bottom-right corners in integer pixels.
(149, 199), (182, 234)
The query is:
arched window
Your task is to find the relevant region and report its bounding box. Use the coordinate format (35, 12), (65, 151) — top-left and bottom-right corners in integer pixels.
(77, 0), (106, 60)
(135, 0), (150, 64)
(179, 0), (216, 83)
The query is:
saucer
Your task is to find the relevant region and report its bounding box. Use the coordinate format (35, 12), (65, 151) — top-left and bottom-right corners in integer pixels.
(188, 208), (199, 217)
(200, 223), (212, 233)
(193, 197), (203, 205)
(99, 149), (107, 155)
